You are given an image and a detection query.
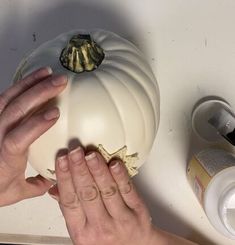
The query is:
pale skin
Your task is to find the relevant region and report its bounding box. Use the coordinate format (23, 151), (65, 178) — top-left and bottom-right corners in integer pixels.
(0, 67), (199, 245)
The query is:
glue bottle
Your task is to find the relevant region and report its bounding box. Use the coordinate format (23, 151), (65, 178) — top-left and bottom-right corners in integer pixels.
(188, 98), (235, 239)
(187, 148), (235, 239)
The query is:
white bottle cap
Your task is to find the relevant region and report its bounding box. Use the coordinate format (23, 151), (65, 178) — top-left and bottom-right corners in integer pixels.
(219, 183), (235, 236)
(204, 168), (235, 239)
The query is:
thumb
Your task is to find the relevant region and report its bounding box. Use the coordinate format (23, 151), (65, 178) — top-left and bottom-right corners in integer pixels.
(23, 175), (54, 198)
(48, 184), (60, 201)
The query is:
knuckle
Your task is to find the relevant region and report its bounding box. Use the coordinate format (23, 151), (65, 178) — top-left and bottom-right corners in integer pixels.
(118, 181), (132, 194)
(71, 157), (85, 166)
(61, 192), (79, 209)
(78, 165), (90, 177)
(93, 223), (114, 242)
(19, 76), (32, 89)
(9, 100), (27, 118)
(3, 134), (23, 155)
(79, 185), (99, 201)
(73, 223), (114, 245)
(100, 184), (117, 199)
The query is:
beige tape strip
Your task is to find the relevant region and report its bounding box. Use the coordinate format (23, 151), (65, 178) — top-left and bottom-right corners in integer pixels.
(0, 233), (72, 245)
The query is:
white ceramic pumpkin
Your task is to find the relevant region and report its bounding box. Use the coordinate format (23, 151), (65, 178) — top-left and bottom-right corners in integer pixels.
(14, 29), (160, 180)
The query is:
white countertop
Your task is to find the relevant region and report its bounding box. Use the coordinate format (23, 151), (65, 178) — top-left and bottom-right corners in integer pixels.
(1, 0), (235, 244)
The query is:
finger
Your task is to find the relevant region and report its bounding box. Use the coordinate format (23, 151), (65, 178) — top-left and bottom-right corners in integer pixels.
(86, 152), (131, 219)
(22, 175), (53, 199)
(68, 147), (109, 222)
(1, 107), (60, 167)
(0, 74), (67, 141)
(0, 67), (52, 114)
(55, 154), (86, 231)
(48, 184), (59, 201)
(109, 160), (150, 219)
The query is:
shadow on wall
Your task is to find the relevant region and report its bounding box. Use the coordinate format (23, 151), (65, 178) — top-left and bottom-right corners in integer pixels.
(0, 0), (139, 91)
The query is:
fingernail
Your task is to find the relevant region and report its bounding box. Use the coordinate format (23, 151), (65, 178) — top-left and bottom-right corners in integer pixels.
(85, 152), (97, 161)
(51, 75), (68, 86)
(58, 155), (69, 172)
(110, 161), (121, 173)
(46, 66), (53, 75)
(44, 107), (60, 120)
(69, 146), (83, 164)
(85, 152), (99, 168)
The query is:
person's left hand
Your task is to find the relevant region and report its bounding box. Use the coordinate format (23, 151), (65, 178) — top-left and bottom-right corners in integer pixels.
(0, 67), (67, 207)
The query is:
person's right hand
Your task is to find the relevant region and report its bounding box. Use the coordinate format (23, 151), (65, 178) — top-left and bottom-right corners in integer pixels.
(49, 147), (199, 245)
(0, 67), (67, 207)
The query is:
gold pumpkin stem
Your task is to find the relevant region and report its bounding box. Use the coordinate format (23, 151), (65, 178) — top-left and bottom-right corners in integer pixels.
(60, 34), (105, 73)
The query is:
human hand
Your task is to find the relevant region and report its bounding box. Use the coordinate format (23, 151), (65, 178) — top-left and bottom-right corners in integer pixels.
(0, 67), (67, 207)
(48, 147), (161, 245)
(49, 147), (200, 245)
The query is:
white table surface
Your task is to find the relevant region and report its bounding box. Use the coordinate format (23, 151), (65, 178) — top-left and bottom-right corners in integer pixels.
(1, 0), (235, 244)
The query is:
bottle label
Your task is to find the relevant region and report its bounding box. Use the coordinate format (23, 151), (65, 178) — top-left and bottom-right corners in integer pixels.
(187, 148), (235, 205)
